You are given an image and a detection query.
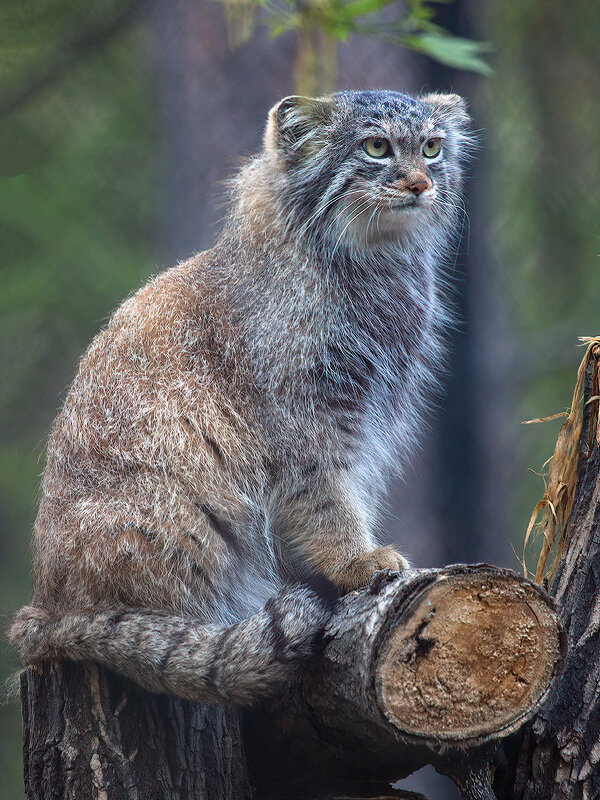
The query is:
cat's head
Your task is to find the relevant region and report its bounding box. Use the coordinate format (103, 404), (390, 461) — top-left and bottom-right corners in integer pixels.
(263, 89), (471, 249)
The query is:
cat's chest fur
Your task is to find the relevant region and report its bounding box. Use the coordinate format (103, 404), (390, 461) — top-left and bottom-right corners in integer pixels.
(328, 252), (434, 381)
(265, 245), (441, 455)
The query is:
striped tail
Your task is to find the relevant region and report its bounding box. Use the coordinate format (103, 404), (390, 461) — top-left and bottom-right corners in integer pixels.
(9, 581), (336, 705)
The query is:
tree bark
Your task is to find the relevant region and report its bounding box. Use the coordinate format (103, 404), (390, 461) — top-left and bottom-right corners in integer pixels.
(21, 660), (250, 800)
(20, 565), (563, 800)
(500, 348), (600, 800)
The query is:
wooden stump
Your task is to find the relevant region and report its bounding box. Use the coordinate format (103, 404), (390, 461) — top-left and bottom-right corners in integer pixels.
(362, 568), (559, 743)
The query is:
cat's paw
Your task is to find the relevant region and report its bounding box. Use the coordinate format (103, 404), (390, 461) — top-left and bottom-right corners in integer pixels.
(331, 546), (409, 593)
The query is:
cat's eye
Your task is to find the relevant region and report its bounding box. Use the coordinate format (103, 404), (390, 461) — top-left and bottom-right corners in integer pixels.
(363, 137), (390, 158)
(422, 138), (442, 159)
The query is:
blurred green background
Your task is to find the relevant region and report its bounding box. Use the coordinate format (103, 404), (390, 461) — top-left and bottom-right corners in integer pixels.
(1, 1), (598, 797)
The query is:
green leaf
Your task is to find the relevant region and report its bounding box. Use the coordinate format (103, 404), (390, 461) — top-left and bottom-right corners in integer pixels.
(404, 32), (492, 74)
(267, 12), (301, 37)
(338, 0), (395, 21)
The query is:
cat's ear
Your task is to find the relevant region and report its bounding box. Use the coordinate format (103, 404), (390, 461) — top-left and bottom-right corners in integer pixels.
(421, 93), (470, 127)
(264, 95), (333, 159)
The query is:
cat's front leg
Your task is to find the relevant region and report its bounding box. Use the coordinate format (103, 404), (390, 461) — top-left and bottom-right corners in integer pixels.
(273, 471), (408, 593)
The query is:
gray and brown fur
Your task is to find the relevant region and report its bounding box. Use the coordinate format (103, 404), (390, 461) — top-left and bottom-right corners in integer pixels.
(10, 90), (472, 704)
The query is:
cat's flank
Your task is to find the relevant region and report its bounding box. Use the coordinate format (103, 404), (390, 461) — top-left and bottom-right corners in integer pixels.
(11, 90), (471, 703)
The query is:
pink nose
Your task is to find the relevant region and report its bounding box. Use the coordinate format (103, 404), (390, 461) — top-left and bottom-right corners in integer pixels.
(408, 179), (430, 196)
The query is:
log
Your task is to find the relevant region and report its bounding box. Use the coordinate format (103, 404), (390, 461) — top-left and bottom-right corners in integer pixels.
(20, 563), (562, 800)
(243, 564), (564, 800)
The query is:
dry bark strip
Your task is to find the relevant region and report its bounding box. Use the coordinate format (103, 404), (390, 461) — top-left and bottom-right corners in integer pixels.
(20, 563), (563, 800)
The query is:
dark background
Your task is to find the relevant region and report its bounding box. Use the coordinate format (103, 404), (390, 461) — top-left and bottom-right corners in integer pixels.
(1, 1), (598, 797)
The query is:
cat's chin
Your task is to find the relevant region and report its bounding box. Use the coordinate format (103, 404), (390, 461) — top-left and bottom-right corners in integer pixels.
(363, 204), (428, 241)
(326, 198), (432, 248)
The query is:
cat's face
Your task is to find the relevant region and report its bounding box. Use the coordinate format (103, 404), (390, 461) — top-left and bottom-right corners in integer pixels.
(265, 90), (471, 248)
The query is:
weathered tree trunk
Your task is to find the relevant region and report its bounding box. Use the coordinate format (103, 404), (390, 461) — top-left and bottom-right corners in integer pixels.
(21, 660), (250, 800)
(20, 564), (563, 800)
(500, 348), (600, 800)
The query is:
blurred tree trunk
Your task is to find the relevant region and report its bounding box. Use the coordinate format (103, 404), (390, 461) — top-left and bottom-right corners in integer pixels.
(400, 0), (512, 570)
(148, 0), (505, 571)
(150, 0), (295, 260)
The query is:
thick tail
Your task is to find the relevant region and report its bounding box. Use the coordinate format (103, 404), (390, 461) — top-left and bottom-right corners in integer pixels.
(9, 580), (337, 705)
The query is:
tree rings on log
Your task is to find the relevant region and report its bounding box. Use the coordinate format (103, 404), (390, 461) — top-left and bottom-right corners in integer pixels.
(375, 569), (563, 744)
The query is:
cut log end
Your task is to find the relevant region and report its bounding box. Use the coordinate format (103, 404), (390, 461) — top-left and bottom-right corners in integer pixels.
(376, 571), (563, 743)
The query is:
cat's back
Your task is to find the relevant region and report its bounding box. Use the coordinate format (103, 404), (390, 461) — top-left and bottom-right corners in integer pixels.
(32, 250), (278, 615)
(55, 251), (236, 450)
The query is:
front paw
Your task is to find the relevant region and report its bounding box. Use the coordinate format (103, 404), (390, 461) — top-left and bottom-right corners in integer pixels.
(331, 546), (409, 593)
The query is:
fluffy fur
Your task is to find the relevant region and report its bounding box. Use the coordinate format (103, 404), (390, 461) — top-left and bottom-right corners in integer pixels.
(10, 90), (471, 703)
